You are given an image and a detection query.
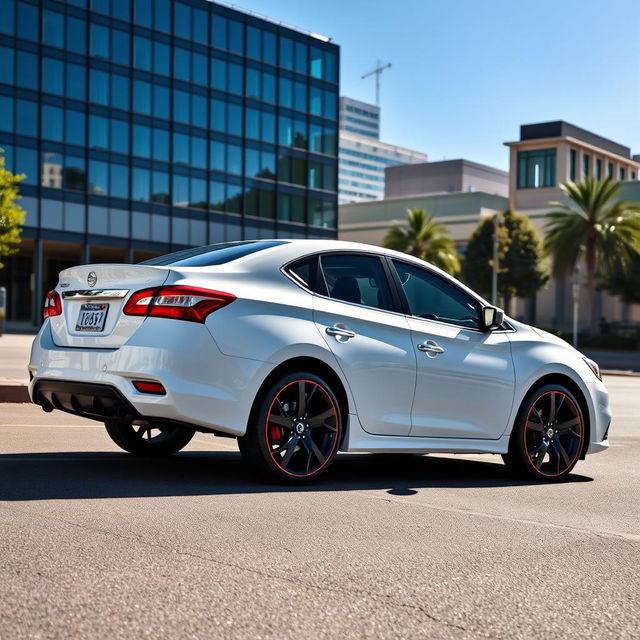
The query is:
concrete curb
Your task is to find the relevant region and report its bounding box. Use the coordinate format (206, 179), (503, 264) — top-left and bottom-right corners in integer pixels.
(601, 369), (640, 377)
(0, 382), (30, 403)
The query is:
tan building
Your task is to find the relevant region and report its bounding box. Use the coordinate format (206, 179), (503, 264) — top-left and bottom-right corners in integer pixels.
(504, 122), (640, 330)
(505, 121), (640, 214)
(339, 122), (640, 332)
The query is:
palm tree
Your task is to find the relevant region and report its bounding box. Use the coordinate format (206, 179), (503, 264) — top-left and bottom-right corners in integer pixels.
(545, 176), (640, 334)
(383, 208), (460, 275)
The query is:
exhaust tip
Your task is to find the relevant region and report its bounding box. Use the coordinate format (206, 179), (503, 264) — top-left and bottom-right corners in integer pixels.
(38, 395), (54, 413)
(70, 395), (83, 413)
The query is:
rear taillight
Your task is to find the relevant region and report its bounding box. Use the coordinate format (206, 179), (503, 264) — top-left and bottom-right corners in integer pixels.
(123, 285), (235, 323)
(43, 290), (62, 319)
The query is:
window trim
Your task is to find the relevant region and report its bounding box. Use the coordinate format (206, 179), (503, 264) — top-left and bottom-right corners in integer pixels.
(282, 250), (515, 331)
(282, 255), (321, 293)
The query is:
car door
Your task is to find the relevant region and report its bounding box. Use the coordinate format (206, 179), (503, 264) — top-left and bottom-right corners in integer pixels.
(390, 259), (515, 440)
(312, 252), (416, 436)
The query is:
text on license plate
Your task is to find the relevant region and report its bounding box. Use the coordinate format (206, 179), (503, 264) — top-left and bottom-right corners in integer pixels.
(75, 303), (109, 332)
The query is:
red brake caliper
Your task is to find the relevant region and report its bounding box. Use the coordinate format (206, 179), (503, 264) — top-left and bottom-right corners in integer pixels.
(269, 422), (283, 446)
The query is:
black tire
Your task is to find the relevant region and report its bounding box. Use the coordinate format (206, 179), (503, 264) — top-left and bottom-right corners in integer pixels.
(503, 383), (585, 482)
(238, 372), (343, 483)
(104, 420), (195, 457)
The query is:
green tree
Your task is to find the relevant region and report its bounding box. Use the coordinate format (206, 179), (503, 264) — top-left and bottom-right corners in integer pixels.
(545, 176), (640, 334)
(382, 208), (460, 275)
(0, 148), (25, 268)
(462, 209), (548, 311)
(602, 250), (640, 304)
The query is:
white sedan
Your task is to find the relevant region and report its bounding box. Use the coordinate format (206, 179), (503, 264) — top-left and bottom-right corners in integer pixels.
(29, 240), (611, 482)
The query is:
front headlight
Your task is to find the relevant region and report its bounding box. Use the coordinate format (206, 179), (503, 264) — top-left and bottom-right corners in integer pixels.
(582, 357), (602, 381)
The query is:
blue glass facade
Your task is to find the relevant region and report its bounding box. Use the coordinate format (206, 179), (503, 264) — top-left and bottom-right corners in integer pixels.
(0, 0), (339, 323)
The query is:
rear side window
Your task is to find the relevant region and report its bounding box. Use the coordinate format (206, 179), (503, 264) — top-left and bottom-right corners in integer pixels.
(320, 254), (394, 311)
(140, 240), (287, 267)
(285, 258), (313, 289)
(393, 260), (480, 329)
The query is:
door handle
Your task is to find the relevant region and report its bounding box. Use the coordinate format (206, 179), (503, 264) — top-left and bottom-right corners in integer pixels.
(417, 341), (445, 355)
(326, 326), (356, 339)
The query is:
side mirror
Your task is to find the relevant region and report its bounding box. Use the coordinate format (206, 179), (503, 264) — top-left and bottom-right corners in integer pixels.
(482, 306), (504, 331)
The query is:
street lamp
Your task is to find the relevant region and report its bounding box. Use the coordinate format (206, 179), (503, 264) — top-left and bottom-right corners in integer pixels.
(572, 265), (581, 348)
(491, 213), (502, 306)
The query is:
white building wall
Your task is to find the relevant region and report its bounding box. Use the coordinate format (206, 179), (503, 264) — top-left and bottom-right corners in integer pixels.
(339, 131), (428, 204)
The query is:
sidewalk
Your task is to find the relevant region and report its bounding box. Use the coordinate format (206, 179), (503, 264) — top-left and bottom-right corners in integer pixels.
(0, 333), (33, 402)
(581, 349), (640, 375)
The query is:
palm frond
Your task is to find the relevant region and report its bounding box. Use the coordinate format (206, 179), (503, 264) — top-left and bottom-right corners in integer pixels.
(382, 208), (460, 274)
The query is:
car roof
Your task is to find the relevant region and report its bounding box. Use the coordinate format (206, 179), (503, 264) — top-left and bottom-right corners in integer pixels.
(250, 238), (445, 274)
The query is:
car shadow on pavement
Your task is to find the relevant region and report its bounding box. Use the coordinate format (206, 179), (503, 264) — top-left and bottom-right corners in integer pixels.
(0, 450), (592, 501)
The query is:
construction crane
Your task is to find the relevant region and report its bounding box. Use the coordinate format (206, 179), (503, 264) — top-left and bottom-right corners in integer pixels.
(361, 60), (392, 106)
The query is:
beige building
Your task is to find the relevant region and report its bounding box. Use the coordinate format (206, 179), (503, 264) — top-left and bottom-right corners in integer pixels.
(505, 121), (639, 214)
(504, 121), (640, 330)
(339, 121), (640, 332)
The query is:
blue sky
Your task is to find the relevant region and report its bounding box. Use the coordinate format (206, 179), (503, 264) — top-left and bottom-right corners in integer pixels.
(231, 0), (640, 170)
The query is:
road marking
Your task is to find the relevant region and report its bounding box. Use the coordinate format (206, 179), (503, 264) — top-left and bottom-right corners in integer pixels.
(354, 491), (640, 543)
(0, 426), (238, 451)
(1, 424), (101, 428)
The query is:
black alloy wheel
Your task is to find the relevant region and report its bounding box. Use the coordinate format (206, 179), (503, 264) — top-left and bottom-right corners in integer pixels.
(239, 372), (342, 482)
(503, 384), (584, 481)
(104, 420), (195, 457)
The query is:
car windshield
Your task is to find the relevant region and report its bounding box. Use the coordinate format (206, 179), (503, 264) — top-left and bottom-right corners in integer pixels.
(140, 241), (288, 267)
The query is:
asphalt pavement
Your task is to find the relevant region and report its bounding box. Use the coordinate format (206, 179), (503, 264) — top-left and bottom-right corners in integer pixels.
(0, 376), (638, 639)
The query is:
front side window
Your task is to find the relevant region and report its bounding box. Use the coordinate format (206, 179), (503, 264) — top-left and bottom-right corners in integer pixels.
(393, 261), (480, 329)
(516, 148), (556, 189)
(320, 254), (393, 311)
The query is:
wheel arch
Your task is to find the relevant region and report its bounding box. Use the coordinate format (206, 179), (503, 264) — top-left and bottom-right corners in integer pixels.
(519, 373), (591, 459)
(247, 356), (350, 446)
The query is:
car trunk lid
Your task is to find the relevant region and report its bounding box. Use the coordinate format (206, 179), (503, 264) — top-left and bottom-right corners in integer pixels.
(50, 264), (171, 348)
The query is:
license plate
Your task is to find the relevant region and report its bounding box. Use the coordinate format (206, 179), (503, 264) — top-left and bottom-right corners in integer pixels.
(75, 303), (109, 332)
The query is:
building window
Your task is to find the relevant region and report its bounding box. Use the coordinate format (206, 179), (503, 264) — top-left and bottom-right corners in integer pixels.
(620, 167), (626, 180)
(516, 148), (556, 189)
(583, 154), (590, 178)
(596, 158), (602, 180)
(569, 149), (576, 181)
(608, 162), (614, 178)
(43, 11), (64, 48)
(17, 1), (39, 41)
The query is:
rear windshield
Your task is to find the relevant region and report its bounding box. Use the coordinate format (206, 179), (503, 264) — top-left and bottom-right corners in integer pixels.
(140, 241), (288, 267)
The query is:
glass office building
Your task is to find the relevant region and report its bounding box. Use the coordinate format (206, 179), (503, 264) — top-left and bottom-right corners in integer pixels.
(0, 0), (339, 325)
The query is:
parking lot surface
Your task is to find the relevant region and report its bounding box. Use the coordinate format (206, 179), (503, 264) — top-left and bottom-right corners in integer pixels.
(1, 375), (638, 639)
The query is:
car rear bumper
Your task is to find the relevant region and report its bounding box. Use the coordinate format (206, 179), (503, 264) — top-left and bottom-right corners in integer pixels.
(33, 379), (139, 422)
(29, 320), (268, 436)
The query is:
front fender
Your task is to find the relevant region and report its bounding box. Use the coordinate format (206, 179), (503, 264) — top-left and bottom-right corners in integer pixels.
(503, 333), (605, 448)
